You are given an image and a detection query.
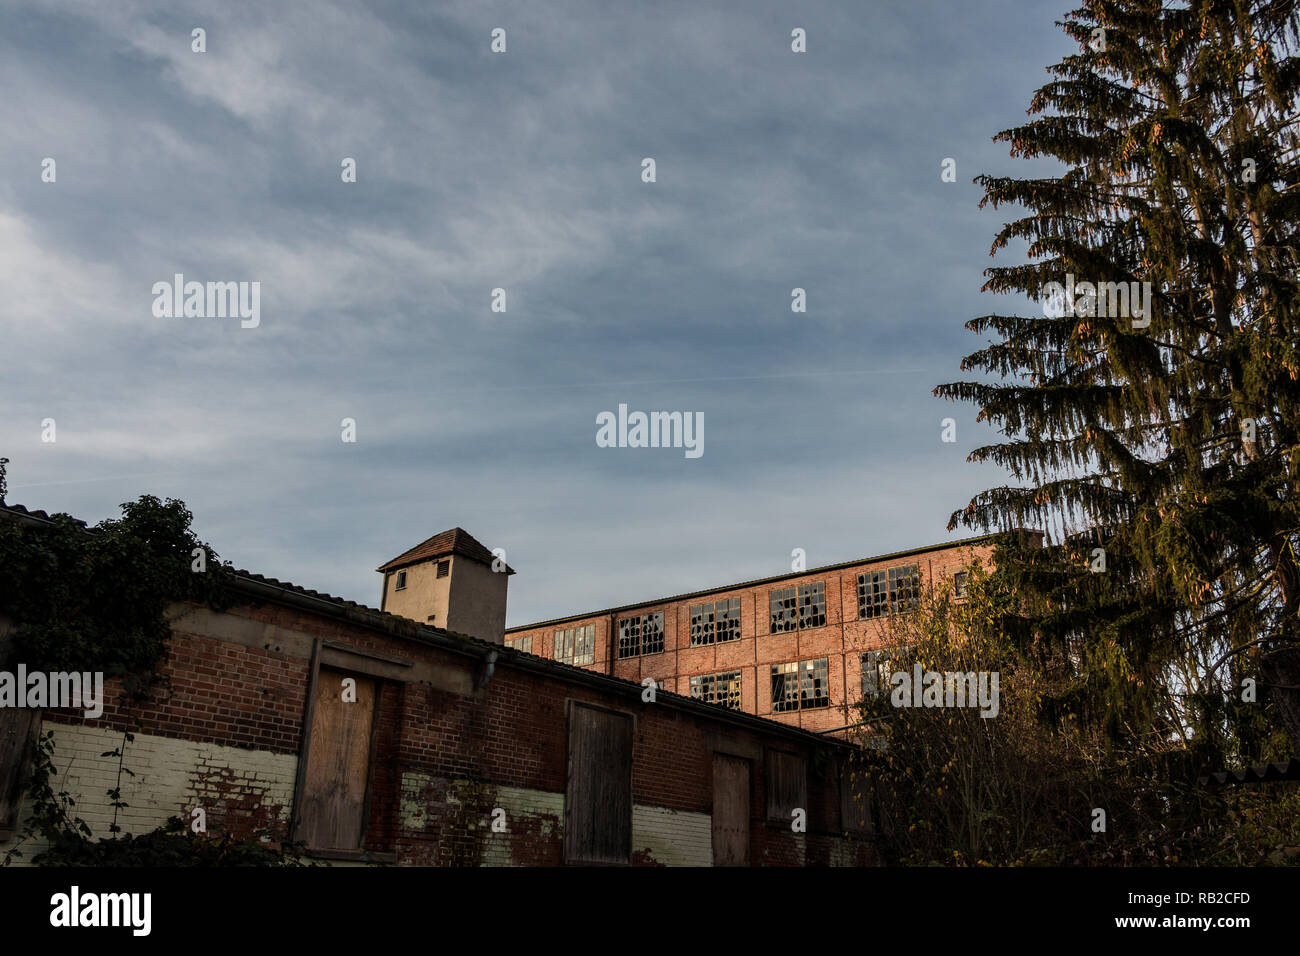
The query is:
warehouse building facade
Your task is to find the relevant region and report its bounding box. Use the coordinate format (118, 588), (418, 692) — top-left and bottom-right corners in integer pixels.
(502, 536), (1002, 735)
(0, 503), (873, 867)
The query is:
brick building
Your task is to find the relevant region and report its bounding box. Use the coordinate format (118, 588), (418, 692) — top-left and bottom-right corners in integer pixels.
(503, 536), (1001, 734)
(0, 503), (873, 866)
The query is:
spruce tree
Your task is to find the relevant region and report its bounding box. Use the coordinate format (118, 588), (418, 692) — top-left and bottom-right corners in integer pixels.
(935, 0), (1300, 762)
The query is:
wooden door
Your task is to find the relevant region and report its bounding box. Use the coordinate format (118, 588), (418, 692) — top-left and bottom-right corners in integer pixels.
(712, 754), (750, 866)
(298, 668), (376, 850)
(0, 709), (40, 839)
(564, 704), (633, 864)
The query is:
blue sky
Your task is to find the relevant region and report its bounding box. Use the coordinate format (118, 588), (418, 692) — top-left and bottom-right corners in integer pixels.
(0, 0), (1075, 625)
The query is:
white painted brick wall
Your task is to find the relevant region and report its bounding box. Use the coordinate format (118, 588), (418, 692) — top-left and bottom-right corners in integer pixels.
(632, 804), (712, 866)
(1, 723), (296, 864)
(398, 774), (714, 866)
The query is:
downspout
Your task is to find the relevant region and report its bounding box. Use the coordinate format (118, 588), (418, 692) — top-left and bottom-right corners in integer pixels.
(474, 649), (498, 691)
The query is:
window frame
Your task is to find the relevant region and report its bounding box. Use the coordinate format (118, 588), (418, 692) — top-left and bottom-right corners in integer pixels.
(857, 570), (887, 618)
(690, 597), (741, 646)
(888, 564), (920, 613)
(770, 657), (830, 713)
(689, 670), (743, 709)
(554, 624), (595, 666)
(617, 612), (665, 659)
(770, 582), (825, 634)
(797, 582), (826, 629)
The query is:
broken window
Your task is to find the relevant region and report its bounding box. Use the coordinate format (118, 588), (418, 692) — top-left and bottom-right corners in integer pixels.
(953, 571), (969, 599)
(617, 612), (664, 658)
(689, 670), (742, 709)
(888, 565), (920, 612)
(555, 625), (595, 666)
(861, 650), (891, 698)
(436, 560), (450, 578)
(772, 583), (823, 632)
(857, 571), (887, 618)
(691, 598), (741, 646)
(394, 569), (407, 590)
(715, 598), (741, 642)
(797, 582), (826, 628)
(565, 704), (633, 865)
(769, 587), (798, 633)
(771, 658), (829, 712)
(689, 602), (715, 646)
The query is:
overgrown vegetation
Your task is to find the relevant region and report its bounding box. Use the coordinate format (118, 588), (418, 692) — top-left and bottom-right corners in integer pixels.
(0, 489), (230, 696)
(3, 732), (309, 867)
(0, 463), (305, 865)
(935, 1), (1300, 752)
(853, 561), (1300, 866)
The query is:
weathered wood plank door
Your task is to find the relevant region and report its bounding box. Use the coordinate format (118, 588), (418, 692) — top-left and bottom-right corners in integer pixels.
(564, 703), (633, 864)
(712, 754), (750, 866)
(0, 709), (41, 839)
(298, 668), (376, 850)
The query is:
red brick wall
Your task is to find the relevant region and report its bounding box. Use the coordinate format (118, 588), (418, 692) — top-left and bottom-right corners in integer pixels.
(505, 542), (995, 734)
(41, 597), (876, 866)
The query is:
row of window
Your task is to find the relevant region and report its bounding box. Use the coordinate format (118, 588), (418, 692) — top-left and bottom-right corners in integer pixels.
(688, 657), (831, 714)
(510, 562), (947, 662)
(507, 637), (894, 715)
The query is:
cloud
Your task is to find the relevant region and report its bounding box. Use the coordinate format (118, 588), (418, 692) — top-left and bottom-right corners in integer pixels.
(0, 0), (1073, 621)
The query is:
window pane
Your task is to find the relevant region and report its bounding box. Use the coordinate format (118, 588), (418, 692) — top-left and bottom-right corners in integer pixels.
(717, 598), (741, 642)
(888, 564), (920, 613)
(617, 618), (639, 659)
(643, 613), (664, 654)
(770, 587), (797, 633)
(690, 603), (713, 646)
(576, 625), (594, 665)
(798, 582), (826, 628)
(858, 571), (887, 618)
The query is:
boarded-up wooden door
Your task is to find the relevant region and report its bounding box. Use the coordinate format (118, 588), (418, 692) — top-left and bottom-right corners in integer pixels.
(564, 703), (633, 865)
(0, 709), (40, 839)
(298, 668), (376, 850)
(712, 754), (750, 866)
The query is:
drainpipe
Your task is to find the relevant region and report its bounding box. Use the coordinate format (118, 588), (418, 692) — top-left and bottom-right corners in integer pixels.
(475, 649), (498, 691)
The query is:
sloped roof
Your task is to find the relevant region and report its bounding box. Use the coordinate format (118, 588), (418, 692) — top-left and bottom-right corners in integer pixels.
(506, 531), (1013, 632)
(0, 501), (852, 750)
(376, 526), (515, 574)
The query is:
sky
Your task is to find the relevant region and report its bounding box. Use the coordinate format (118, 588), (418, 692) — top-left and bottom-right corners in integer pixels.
(0, 0), (1077, 626)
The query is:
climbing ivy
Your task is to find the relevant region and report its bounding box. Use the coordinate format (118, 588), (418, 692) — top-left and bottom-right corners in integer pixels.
(0, 475), (307, 865)
(3, 731), (310, 867)
(0, 491), (232, 695)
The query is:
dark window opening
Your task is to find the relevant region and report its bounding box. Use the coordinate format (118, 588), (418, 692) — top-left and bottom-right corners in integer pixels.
(617, 612), (664, 658)
(770, 658), (830, 712)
